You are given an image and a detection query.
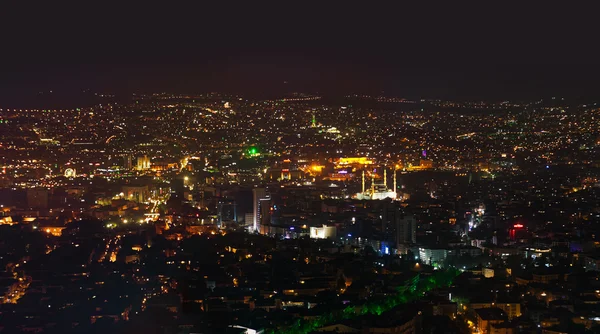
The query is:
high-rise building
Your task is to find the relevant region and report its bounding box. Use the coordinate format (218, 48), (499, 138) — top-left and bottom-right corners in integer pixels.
(381, 202), (399, 237)
(171, 177), (185, 200)
(123, 154), (133, 170)
(396, 214), (416, 246)
(217, 198), (237, 227)
(252, 188), (269, 232)
(258, 199), (272, 235)
(244, 213), (254, 229)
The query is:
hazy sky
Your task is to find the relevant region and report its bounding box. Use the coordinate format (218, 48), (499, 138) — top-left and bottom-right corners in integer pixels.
(1, 4), (599, 105)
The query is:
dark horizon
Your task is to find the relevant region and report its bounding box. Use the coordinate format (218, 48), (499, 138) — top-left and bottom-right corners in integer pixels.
(3, 64), (600, 108)
(2, 4), (600, 107)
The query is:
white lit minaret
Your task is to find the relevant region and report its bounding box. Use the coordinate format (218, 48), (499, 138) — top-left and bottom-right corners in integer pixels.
(393, 165), (398, 196)
(371, 170), (375, 195)
(384, 168), (387, 188)
(362, 170), (365, 193)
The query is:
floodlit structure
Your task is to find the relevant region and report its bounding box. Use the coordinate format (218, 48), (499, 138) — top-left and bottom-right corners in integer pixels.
(64, 168), (76, 178)
(310, 225), (336, 239)
(252, 188), (270, 232)
(136, 155), (151, 170)
(337, 157), (374, 166)
(355, 167), (397, 200)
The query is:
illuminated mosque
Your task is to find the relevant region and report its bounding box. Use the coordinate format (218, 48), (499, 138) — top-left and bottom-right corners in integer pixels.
(355, 167), (397, 200)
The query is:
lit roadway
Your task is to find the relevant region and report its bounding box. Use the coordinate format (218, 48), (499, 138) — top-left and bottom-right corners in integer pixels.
(98, 235), (121, 263)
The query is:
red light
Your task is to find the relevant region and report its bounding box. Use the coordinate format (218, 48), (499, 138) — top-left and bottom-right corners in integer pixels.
(513, 223), (523, 228)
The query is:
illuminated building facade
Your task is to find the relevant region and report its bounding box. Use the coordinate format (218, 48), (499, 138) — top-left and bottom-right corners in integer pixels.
(266, 168), (304, 181)
(252, 188), (270, 232)
(150, 160), (179, 171)
(337, 157), (374, 166)
(327, 170), (353, 181)
(307, 164), (325, 176)
(310, 225), (336, 239)
(420, 159), (433, 169)
(266, 159), (305, 181)
(136, 155), (151, 170)
(0, 216), (14, 225)
(418, 247), (447, 265)
(122, 185), (149, 203)
(42, 226), (65, 237)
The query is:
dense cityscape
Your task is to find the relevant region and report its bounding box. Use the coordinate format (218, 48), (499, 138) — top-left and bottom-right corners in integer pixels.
(0, 91), (599, 334)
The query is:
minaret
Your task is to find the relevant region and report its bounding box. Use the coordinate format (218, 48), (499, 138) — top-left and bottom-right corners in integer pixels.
(311, 113), (316, 128)
(384, 168), (387, 188)
(393, 165), (397, 196)
(362, 170), (365, 193)
(371, 170), (375, 195)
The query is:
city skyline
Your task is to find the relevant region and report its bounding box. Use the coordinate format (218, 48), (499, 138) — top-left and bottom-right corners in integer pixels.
(1, 5), (600, 334)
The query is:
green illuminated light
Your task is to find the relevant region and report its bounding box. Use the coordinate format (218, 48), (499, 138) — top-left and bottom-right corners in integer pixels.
(268, 269), (459, 334)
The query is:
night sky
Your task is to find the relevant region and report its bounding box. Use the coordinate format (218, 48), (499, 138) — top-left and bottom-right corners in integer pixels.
(1, 4), (600, 106)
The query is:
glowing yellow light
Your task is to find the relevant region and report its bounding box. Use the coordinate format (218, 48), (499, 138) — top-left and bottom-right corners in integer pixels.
(337, 157), (373, 165)
(310, 165), (325, 173)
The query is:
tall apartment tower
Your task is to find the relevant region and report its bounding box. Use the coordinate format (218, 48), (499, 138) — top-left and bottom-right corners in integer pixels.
(396, 214), (417, 245)
(123, 154), (133, 170)
(252, 188), (269, 232)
